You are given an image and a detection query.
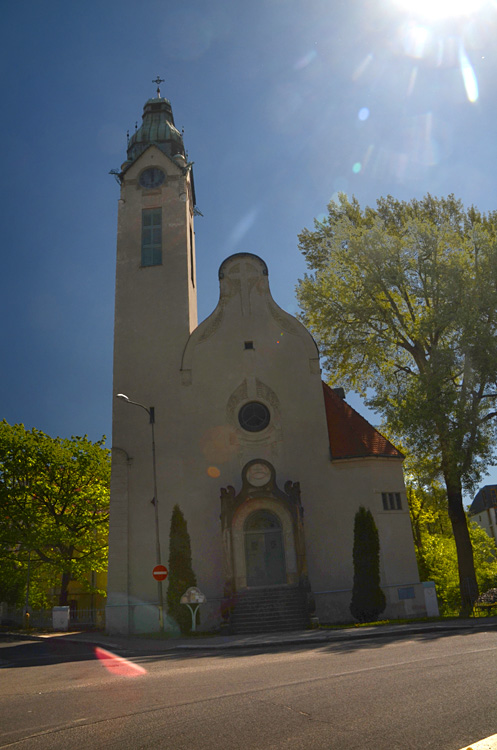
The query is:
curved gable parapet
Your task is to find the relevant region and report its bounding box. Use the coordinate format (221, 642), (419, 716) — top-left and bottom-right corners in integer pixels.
(181, 252), (320, 375)
(181, 302), (226, 375)
(218, 252), (268, 279)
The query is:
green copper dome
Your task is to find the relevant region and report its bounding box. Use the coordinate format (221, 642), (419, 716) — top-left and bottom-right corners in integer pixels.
(124, 97), (185, 167)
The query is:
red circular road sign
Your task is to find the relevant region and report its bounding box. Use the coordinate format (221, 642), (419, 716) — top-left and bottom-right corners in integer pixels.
(153, 565), (168, 581)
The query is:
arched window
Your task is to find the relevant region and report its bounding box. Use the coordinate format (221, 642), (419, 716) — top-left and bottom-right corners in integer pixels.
(244, 509), (281, 532)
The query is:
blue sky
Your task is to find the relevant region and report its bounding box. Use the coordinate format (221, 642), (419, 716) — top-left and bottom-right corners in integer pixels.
(2, 0), (497, 498)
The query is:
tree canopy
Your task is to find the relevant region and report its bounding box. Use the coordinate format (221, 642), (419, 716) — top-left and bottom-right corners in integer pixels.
(297, 193), (497, 612)
(0, 422), (110, 606)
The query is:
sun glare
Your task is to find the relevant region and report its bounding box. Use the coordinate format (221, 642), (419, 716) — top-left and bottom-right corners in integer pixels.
(393, 0), (490, 20)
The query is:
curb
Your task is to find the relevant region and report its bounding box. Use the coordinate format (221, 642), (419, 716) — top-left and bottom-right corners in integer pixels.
(171, 620), (497, 651)
(3, 617), (496, 653)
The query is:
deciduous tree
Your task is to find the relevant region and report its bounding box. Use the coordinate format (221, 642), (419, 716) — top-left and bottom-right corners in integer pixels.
(298, 194), (497, 613)
(0, 422), (110, 606)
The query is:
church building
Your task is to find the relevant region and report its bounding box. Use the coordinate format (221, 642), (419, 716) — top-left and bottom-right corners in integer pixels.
(106, 87), (427, 635)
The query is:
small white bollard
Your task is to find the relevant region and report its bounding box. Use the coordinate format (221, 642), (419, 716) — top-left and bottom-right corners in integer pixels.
(422, 581), (439, 618)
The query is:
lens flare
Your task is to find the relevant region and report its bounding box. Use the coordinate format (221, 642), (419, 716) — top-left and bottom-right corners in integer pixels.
(402, 23), (430, 59)
(95, 647), (146, 677)
(294, 49), (317, 70)
(459, 46), (479, 102)
(227, 206), (260, 248)
(392, 0), (489, 20)
(352, 53), (373, 81)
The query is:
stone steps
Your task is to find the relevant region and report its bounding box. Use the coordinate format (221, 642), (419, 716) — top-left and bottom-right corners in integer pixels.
(231, 587), (309, 634)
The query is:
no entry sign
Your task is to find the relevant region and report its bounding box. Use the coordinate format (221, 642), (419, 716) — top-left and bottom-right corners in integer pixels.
(153, 565), (168, 581)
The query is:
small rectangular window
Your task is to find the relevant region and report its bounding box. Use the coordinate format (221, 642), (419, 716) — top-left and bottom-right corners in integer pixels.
(244, 341), (254, 350)
(141, 208), (162, 266)
(382, 492), (402, 510)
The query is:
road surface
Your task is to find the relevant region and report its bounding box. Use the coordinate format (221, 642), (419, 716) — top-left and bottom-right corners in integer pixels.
(1, 629), (496, 749)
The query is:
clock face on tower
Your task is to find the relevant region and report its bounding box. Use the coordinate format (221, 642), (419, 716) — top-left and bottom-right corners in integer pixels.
(139, 168), (165, 189)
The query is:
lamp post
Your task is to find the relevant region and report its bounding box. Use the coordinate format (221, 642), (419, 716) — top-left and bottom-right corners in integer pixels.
(116, 393), (164, 631)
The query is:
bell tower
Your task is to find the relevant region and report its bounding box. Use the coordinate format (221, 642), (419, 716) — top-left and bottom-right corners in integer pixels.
(107, 83), (198, 634)
(113, 84), (197, 385)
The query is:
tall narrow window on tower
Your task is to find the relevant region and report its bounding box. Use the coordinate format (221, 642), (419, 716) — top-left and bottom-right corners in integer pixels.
(141, 208), (162, 266)
(189, 224), (195, 287)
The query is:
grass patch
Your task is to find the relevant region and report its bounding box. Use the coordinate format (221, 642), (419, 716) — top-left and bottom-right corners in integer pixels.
(317, 615), (465, 630)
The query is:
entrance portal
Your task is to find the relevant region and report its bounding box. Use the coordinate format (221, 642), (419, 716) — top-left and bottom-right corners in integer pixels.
(244, 510), (286, 587)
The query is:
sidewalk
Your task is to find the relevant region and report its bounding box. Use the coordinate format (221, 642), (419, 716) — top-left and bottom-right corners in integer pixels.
(12, 615), (497, 653)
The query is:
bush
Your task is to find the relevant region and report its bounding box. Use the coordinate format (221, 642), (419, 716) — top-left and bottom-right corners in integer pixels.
(350, 507), (386, 623)
(166, 505), (197, 634)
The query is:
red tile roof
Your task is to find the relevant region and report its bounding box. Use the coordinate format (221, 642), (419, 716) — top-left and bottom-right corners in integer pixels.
(322, 382), (404, 460)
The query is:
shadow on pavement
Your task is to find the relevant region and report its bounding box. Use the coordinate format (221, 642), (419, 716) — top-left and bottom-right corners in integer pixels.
(0, 635), (100, 669)
(115, 624), (497, 665)
(2, 622), (496, 670)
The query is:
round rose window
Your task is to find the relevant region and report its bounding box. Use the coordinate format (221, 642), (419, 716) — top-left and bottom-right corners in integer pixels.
(238, 402), (270, 432)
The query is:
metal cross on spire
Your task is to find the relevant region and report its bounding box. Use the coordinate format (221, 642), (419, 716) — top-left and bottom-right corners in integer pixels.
(152, 76), (165, 98)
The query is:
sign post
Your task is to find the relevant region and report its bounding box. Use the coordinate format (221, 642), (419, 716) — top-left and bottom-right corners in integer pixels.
(180, 587), (206, 632)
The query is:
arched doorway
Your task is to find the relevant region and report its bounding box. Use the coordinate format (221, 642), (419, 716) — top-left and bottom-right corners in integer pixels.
(244, 509), (286, 587)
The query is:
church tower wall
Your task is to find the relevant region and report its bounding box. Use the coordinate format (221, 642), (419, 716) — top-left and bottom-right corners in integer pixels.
(107, 94), (198, 634)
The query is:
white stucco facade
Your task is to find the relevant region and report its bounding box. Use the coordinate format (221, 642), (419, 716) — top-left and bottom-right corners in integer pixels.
(106, 95), (426, 635)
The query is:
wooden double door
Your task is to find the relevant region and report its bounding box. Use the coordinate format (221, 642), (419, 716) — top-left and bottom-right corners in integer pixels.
(244, 509), (286, 587)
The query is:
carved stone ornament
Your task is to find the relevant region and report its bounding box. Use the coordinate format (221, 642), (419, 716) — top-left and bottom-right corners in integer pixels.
(246, 462), (272, 487)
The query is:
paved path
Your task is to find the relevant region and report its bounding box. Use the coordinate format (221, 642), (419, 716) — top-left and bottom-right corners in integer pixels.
(12, 614), (497, 652)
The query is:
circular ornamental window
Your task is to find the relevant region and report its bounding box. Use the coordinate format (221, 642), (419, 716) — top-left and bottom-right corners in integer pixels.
(238, 402), (270, 432)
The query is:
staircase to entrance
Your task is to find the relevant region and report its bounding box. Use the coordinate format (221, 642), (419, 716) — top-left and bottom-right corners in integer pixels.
(230, 586), (309, 634)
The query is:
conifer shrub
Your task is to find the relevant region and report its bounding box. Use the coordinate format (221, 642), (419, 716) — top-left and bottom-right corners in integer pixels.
(350, 506), (386, 623)
(166, 504), (197, 634)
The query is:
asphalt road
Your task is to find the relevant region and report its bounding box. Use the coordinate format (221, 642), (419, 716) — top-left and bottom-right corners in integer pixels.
(1, 629), (496, 749)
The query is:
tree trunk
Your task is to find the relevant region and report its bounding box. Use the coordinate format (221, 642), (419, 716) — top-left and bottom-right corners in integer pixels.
(58, 570), (71, 606)
(445, 481), (478, 616)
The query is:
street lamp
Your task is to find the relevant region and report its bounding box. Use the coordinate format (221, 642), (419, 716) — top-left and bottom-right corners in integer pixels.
(116, 393), (164, 631)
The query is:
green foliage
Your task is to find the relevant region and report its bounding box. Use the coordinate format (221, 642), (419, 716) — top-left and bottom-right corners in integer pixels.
(400, 448), (452, 580)
(166, 504), (197, 634)
(402, 449), (497, 613)
(419, 522), (497, 615)
(298, 193), (497, 607)
(0, 421), (110, 607)
(0, 553), (25, 607)
(350, 506), (386, 623)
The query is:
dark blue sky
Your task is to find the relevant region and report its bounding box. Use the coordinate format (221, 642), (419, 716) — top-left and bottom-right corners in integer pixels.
(2, 0), (497, 495)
